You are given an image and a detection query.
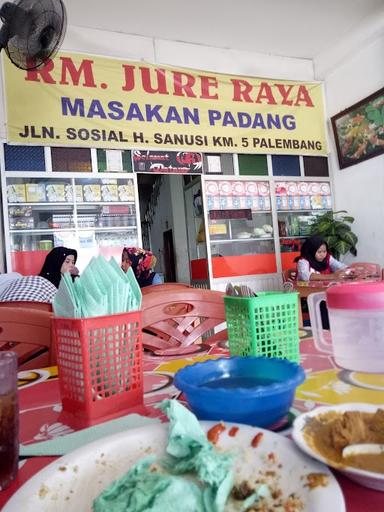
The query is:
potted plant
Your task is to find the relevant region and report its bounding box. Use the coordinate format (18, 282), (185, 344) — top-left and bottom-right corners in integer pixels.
(310, 210), (358, 260)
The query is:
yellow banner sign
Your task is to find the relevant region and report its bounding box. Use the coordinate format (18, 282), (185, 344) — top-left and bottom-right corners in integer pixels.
(4, 52), (327, 155)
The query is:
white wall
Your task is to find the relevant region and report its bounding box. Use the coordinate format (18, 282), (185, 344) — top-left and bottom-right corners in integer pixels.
(63, 25), (315, 80)
(169, 176), (190, 283)
(148, 175), (171, 275)
(316, 25), (384, 265)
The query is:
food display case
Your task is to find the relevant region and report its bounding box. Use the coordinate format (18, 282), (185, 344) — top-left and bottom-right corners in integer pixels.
(204, 179), (276, 278)
(275, 181), (332, 270)
(4, 175), (139, 274)
(200, 175), (333, 286)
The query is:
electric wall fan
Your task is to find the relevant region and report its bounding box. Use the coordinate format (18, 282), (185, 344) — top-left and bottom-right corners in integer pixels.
(0, 0), (66, 70)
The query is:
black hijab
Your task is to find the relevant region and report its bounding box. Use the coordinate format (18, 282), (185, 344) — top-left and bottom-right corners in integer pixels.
(39, 247), (77, 288)
(296, 235), (329, 272)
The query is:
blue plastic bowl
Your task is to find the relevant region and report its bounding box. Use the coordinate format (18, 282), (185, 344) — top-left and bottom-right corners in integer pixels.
(174, 356), (305, 428)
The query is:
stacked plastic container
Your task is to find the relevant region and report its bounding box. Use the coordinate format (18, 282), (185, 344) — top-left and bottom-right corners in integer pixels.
(52, 310), (143, 426)
(224, 291), (300, 363)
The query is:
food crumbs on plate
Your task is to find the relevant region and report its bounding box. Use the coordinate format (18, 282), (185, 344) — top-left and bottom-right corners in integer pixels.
(38, 484), (49, 499)
(231, 480), (255, 500)
(267, 452), (277, 463)
(284, 493), (304, 511)
(58, 466), (67, 472)
(72, 465), (79, 473)
(207, 422), (226, 444)
(228, 426), (239, 437)
(271, 488), (283, 499)
(251, 432), (264, 448)
(304, 473), (329, 489)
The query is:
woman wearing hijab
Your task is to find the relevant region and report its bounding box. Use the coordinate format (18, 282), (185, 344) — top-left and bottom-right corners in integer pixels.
(39, 246), (78, 288)
(295, 235), (348, 329)
(121, 247), (163, 287)
(295, 235), (347, 281)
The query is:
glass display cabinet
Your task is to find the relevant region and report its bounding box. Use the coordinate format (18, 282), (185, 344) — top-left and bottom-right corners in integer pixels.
(275, 180), (332, 270)
(204, 179), (276, 278)
(5, 176), (139, 274)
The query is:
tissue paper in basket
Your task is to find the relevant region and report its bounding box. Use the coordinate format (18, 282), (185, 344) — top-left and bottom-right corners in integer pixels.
(52, 256), (144, 426)
(53, 255), (142, 318)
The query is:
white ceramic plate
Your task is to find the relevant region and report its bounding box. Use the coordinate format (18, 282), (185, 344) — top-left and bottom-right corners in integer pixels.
(292, 403), (384, 492)
(4, 422), (345, 512)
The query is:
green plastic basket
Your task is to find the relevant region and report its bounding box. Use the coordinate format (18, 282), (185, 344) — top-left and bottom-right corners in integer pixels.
(224, 291), (300, 363)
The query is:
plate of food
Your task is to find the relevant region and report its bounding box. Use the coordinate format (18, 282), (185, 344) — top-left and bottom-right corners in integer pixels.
(4, 401), (345, 512)
(292, 403), (384, 492)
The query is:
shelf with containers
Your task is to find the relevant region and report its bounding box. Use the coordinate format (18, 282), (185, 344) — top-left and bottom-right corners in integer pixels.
(204, 178), (276, 278)
(275, 180), (332, 271)
(1, 144), (140, 274)
(1, 143), (333, 292)
(199, 153), (332, 290)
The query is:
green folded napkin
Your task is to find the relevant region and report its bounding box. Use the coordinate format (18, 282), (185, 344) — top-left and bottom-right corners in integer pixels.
(20, 414), (160, 456)
(53, 255), (142, 318)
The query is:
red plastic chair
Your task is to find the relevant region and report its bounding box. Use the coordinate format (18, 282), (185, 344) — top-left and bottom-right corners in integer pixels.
(141, 288), (227, 355)
(0, 307), (54, 370)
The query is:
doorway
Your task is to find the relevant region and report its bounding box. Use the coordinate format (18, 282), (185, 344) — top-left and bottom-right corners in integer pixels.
(163, 229), (176, 281)
(136, 173), (207, 285)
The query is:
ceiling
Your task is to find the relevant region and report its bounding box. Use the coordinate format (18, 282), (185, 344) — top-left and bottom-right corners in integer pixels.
(65, 0), (383, 60)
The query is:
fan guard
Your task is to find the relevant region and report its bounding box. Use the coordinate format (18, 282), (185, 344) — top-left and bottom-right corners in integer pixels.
(0, 0), (67, 70)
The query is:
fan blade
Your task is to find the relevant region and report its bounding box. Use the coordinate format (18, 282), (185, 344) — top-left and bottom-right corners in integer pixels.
(4, 0), (67, 70)
(0, 22), (9, 50)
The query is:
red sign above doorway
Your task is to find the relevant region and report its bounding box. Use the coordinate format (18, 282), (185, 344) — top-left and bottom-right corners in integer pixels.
(132, 150), (202, 174)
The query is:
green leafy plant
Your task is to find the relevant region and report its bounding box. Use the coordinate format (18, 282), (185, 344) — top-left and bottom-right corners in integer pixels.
(310, 210), (358, 260)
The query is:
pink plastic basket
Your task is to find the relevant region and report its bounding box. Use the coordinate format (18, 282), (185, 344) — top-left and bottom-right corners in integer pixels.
(52, 311), (143, 426)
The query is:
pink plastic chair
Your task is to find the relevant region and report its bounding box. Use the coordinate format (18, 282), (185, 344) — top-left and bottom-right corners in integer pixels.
(141, 288), (227, 356)
(0, 307), (54, 370)
(141, 283), (192, 295)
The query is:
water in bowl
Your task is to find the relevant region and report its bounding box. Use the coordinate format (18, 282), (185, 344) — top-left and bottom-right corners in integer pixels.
(201, 376), (278, 389)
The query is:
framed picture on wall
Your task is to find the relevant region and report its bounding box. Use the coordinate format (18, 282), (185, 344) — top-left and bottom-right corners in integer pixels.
(331, 87), (384, 169)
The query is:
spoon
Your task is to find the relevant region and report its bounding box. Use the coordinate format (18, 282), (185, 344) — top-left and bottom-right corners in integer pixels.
(342, 443), (384, 458)
(225, 283), (238, 296)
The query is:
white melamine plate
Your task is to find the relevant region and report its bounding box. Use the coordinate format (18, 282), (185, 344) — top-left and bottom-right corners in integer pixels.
(292, 403), (384, 492)
(4, 421), (345, 511)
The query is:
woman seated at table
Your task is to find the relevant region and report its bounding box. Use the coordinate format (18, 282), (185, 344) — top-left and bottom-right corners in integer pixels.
(295, 235), (350, 329)
(295, 235), (348, 281)
(121, 247), (163, 287)
(39, 246), (79, 288)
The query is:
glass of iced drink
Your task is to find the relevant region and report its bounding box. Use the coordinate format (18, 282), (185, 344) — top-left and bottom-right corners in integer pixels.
(0, 351), (19, 490)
